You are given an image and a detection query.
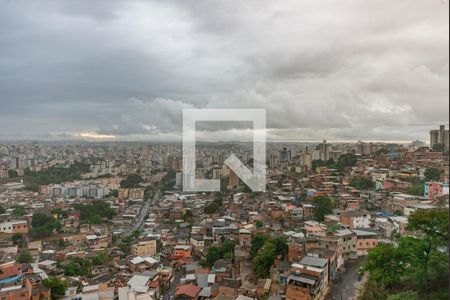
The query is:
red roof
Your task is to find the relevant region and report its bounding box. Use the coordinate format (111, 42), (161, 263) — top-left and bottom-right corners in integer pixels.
(0, 263), (31, 280)
(175, 284), (201, 298)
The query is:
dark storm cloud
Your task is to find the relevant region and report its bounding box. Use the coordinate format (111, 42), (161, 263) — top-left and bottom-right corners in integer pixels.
(0, 0), (448, 142)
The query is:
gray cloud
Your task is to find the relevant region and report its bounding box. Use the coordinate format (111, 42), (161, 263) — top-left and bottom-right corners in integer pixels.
(0, 0), (448, 142)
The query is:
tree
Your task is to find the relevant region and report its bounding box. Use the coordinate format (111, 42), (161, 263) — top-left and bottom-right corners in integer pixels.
(92, 252), (109, 265)
(424, 168), (442, 181)
(271, 236), (288, 259)
(255, 220), (264, 228)
(11, 233), (25, 248)
(337, 154), (357, 171)
(183, 210), (194, 222)
(8, 170), (18, 178)
(105, 189), (119, 198)
(432, 143), (446, 152)
(202, 247), (221, 267)
(406, 209), (448, 283)
(313, 196), (333, 221)
(362, 243), (406, 289)
(16, 249), (33, 263)
(350, 177), (374, 190)
(32, 213), (56, 227)
(201, 240), (236, 267)
(63, 257), (92, 277)
(30, 213), (61, 238)
(24, 162), (90, 190)
(43, 278), (68, 300)
(362, 209), (449, 299)
(376, 148), (389, 155)
(74, 200), (116, 224)
(120, 174), (144, 188)
(312, 159), (326, 171)
(250, 234), (269, 258)
(405, 183), (424, 196)
(51, 208), (68, 218)
(12, 205), (26, 216)
(204, 202), (219, 214)
(252, 236), (288, 279)
(253, 242), (276, 278)
(57, 239), (66, 250)
(214, 197), (223, 207)
(0, 205), (5, 214)
(387, 291), (420, 300)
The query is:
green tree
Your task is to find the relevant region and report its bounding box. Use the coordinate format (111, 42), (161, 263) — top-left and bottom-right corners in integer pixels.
(43, 278), (68, 300)
(250, 235), (288, 279)
(204, 202), (219, 214)
(350, 176), (374, 190)
(183, 210), (194, 222)
(74, 200), (116, 224)
(424, 168), (442, 181)
(362, 209), (449, 299)
(63, 257), (92, 277)
(336, 154), (357, 171)
(271, 236), (288, 259)
(92, 252), (109, 265)
(214, 197), (223, 207)
(120, 174), (144, 188)
(387, 291), (420, 300)
(8, 170), (18, 178)
(405, 183), (424, 196)
(11, 233), (25, 248)
(313, 196), (333, 221)
(30, 213), (61, 238)
(432, 143), (446, 152)
(16, 249), (33, 263)
(201, 240), (236, 267)
(312, 159), (326, 171)
(51, 208), (68, 218)
(406, 209), (448, 283)
(12, 205), (26, 216)
(376, 148), (389, 155)
(250, 233), (269, 258)
(363, 243), (406, 289)
(253, 242), (276, 278)
(24, 162), (90, 190)
(202, 246), (221, 267)
(105, 189), (119, 198)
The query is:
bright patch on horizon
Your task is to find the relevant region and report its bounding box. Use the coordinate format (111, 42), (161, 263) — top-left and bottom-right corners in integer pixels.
(78, 132), (116, 140)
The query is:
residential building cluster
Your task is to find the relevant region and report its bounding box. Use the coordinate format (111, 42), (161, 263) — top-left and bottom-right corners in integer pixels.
(0, 127), (448, 300)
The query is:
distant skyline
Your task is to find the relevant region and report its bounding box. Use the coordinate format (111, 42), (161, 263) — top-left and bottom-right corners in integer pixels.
(0, 0), (448, 142)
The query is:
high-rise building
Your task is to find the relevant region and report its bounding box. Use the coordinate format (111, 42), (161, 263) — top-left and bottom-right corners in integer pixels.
(279, 147), (292, 168)
(317, 140), (329, 160)
(9, 157), (20, 169)
(430, 125), (449, 149)
(228, 168), (240, 188)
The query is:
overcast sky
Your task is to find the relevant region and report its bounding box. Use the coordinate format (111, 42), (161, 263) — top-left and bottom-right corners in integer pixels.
(0, 0), (448, 142)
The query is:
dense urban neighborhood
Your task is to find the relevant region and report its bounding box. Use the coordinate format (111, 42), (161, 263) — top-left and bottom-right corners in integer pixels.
(0, 126), (448, 300)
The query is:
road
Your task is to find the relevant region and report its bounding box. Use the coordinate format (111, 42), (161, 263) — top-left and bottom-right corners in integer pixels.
(326, 258), (364, 300)
(162, 270), (181, 300)
(125, 189), (160, 235)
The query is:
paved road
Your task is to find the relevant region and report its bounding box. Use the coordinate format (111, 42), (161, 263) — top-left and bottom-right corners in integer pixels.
(125, 190), (160, 235)
(163, 270), (181, 300)
(327, 258), (364, 300)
